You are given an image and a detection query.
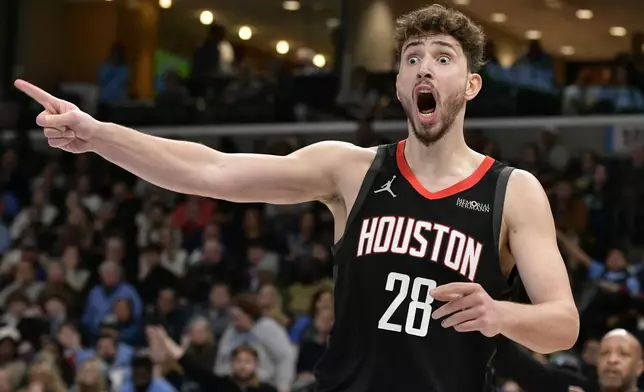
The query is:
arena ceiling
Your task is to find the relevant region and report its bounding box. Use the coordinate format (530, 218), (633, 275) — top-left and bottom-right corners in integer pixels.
(76, 0), (642, 62)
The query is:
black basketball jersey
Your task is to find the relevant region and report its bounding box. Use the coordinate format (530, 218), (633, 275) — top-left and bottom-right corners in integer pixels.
(315, 140), (515, 392)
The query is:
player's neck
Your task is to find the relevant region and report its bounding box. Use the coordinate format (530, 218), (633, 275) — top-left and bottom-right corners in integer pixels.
(405, 125), (475, 175)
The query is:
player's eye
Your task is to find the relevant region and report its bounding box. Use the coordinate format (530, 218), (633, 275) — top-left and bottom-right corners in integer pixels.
(438, 56), (450, 64)
(408, 56), (420, 65)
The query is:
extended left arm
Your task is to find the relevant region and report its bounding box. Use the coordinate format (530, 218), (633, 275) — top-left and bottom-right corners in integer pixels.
(499, 170), (579, 353)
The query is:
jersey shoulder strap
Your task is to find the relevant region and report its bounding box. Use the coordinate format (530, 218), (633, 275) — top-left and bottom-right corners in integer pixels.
(332, 144), (388, 254)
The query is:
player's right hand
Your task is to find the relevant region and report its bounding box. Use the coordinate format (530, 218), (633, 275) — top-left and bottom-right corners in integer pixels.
(14, 79), (101, 154)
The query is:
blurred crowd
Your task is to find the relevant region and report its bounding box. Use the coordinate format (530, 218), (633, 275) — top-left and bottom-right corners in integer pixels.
(0, 124), (643, 392)
(5, 25), (643, 132)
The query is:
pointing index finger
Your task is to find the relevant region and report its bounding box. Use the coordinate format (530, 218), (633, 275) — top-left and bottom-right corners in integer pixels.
(14, 79), (60, 113)
(431, 282), (479, 300)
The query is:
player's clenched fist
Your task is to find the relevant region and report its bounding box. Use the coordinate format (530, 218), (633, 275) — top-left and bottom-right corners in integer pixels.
(14, 79), (100, 154)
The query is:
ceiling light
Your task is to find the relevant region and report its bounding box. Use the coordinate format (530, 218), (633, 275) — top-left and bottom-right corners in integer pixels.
(238, 26), (252, 41)
(326, 18), (340, 29)
(276, 41), (290, 55)
(491, 13), (507, 23)
(159, 0), (171, 8)
(313, 54), (326, 68)
(609, 26), (627, 37)
(575, 9), (593, 19)
(199, 10), (214, 25)
(283, 1), (301, 11)
(560, 46), (575, 56)
(525, 30), (542, 40)
(453, 0), (470, 5)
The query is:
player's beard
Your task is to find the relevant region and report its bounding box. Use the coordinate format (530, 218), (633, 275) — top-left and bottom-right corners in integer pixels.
(403, 90), (466, 147)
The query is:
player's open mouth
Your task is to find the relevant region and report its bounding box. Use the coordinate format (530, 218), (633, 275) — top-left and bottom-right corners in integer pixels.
(415, 88), (437, 121)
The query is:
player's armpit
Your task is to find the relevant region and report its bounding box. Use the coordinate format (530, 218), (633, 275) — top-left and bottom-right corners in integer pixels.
(499, 169), (579, 353)
(202, 140), (367, 205)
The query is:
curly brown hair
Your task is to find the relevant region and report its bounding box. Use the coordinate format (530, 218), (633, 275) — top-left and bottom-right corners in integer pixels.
(394, 4), (486, 72)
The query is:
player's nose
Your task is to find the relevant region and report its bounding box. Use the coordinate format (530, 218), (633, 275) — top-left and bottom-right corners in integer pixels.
(416, 58), (434, 80)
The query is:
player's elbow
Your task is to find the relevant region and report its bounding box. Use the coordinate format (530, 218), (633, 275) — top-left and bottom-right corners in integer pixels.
(537, 305), (580, 354)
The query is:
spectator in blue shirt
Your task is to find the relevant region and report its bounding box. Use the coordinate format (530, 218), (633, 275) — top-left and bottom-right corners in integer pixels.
(82, 261), (143, 343)
(98, 44), (130, 103)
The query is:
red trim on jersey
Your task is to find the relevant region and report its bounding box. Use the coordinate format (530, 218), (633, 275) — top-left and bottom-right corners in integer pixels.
(396, 139), (495, 200)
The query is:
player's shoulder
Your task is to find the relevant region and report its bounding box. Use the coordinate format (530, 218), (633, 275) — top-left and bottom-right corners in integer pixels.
(297, 140), (378, 166)
(503, 169), (551, 222)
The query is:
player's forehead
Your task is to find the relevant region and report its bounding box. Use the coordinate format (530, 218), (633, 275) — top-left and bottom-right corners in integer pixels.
(400, 33), (463, 55)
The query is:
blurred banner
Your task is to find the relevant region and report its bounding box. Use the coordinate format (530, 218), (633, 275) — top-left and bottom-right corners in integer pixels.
(610, 125), (644, 154)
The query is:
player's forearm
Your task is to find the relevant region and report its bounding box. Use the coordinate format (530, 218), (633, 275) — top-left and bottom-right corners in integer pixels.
(92, 122), (220, 196)
(497, 300), (579, 354)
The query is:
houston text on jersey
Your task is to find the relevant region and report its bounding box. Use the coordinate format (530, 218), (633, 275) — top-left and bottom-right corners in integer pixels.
(356, 216), (482, 281)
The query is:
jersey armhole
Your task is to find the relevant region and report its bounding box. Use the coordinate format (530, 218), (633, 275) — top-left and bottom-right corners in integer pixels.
(492, 166), (514, 259)
(331, 144), (388, 255)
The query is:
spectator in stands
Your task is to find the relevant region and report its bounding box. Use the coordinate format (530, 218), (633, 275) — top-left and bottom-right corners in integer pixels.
(82, 261), (142, 342)
(121, 353), (176, 392)
(98, 44), (130, 103)
(111, 298), (143, 347)
(37, 261), (74, 313)
(216, 295), (295, 391)
(42, 295), (67, 337)
(541, 128), (570, 173)
(138, 244), (177, 304)
(199, 283), (231, 344)
(0, 327), (25, 389)
(75, 332), (134, 389)
(0, 293), (29, 330)
(22, 358), (67, 392)
(296, 307), (333, 381)
(71, 357), (108, 392)
(191, 24), (225, 82)
(158, 227), (188, 278)
(551, 179), (588, 236)
(511, 39), (556, 93)
(516, 143), (553, 185)
(136, 202), (166, 248)
(335, 66), (380, 120)
(0, 260), (43, 307)
(59, 245), (90, 294)
(74, 174), (102, 215)
(183, 239), (232, 302)
(558, 232), (639, 335)
(144, 288), (186, 343)
(9, 187), (57, 241)
(256, 284), (289, 328)
(183, 317), (218, 374)
(147, 326), (278, 392)
(289, 287), (333, 344)
(244, 243), (279, 290)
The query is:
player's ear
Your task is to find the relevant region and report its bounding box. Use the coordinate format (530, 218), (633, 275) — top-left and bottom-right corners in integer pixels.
(395, 74), (401, 101)
(464, 73), (482, 101)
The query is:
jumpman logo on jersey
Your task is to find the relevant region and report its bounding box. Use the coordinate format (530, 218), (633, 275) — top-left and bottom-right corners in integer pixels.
(374, 175), (397, 198)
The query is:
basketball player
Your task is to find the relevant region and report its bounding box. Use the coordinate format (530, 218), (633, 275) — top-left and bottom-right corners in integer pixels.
(15, 4), (578, 391)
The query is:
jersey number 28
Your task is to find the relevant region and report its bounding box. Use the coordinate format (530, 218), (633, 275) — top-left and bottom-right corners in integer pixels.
(377, 272), (436, 337)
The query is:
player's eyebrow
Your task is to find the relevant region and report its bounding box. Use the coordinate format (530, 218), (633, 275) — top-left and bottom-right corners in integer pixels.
(430, 39), (458, 53)
(401, 40), (424, 54)
(402, 39), (459, 55)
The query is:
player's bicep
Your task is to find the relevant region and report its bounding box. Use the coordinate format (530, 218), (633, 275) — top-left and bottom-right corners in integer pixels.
(203, 141), (349, 204)
(505, 170), (574, 305)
